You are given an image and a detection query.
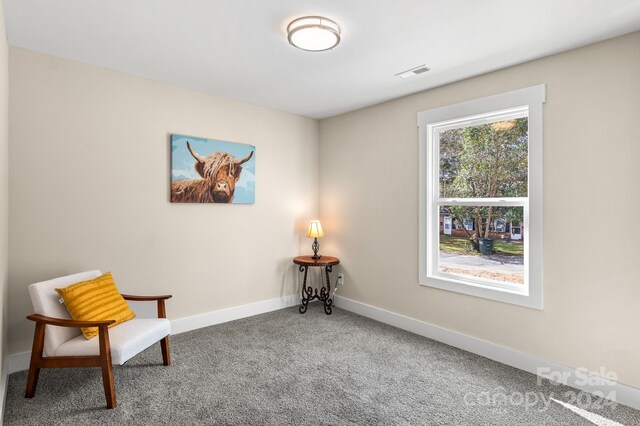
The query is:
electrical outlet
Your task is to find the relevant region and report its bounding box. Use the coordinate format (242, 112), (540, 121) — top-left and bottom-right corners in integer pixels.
(337, 273), (344, 285)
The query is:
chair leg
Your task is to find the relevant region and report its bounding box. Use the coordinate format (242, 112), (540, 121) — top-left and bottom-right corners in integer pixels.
(160, 336), (171, 366)
(25, 322), (45, 398)
(100, 363), (116, 409)
(25, 367), (41, 398)
(98, 325), (116, 409)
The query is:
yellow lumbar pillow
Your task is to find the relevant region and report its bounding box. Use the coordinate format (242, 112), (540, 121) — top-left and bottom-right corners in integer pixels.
(56, 272), (135, 339)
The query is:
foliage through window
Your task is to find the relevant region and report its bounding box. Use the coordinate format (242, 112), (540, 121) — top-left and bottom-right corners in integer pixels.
(418, 85), (544, 309)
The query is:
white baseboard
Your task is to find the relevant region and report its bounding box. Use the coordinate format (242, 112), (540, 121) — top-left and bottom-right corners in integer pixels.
(0, 360), (8, 425)
(6, 294), (300, 375)
(171, 294), (299, 334)
(6, 351), (29, 376)
(334, 295), (640, 412)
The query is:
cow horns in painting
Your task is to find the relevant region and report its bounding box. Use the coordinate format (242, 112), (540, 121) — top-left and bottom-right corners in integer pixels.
(186, 141), (253, 167)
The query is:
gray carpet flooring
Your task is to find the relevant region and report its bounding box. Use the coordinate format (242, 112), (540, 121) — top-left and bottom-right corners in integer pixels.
(4, 305), (640, 425)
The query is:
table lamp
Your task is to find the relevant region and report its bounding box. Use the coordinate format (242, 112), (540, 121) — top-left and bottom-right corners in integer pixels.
(307, 220), (324, 259)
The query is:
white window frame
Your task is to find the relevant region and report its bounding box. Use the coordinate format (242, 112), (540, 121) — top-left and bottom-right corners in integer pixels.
(418, 85), (545, 309)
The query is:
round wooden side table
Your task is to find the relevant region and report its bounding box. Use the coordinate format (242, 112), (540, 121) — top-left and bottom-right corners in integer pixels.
(293, 255), (340, 315)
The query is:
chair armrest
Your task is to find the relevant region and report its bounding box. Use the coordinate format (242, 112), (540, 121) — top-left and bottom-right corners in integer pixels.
(27, 313), (115, 328)
(121, 294), (171, 319)
(121, 294), (172, 302)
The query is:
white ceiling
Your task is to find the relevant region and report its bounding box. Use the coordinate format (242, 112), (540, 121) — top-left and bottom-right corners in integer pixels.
(3, 0), (640, 119)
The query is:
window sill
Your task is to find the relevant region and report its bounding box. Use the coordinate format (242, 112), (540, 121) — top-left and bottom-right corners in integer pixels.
(419, 274), (543, 310)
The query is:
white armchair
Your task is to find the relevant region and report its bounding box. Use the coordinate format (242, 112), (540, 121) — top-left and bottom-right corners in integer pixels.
(25, 270), (172, 409)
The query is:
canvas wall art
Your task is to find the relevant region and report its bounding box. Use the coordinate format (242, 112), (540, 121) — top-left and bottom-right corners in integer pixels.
(170, 134), (255, 204)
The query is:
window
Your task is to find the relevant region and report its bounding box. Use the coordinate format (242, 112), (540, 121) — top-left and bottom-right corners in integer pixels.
(418, 85), (544, 309)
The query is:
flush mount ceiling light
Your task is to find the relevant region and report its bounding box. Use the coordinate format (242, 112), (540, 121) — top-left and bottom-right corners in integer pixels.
(287, 16), (341, 52)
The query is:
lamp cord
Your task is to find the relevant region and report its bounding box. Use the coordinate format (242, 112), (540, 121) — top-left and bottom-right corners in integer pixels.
(331, 273), (339, 298)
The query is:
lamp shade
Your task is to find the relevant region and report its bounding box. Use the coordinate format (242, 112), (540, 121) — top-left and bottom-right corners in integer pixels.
(307, 220), (325, 238)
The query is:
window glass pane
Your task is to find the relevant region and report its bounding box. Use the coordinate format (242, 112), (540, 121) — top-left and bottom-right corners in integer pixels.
(438, 206), (524, 285)
(439, 118), (528, 198)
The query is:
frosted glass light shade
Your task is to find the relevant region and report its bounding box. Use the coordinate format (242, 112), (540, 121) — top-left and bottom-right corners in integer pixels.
(307, 220), (325, 238)
(287, 16), (341, 52)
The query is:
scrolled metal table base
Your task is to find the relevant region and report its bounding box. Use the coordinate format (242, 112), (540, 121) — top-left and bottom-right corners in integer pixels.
(298, 264), (333, 315)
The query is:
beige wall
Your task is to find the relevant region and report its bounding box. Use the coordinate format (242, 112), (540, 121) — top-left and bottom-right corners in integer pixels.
(8, 48), (319, 353)
(0, 0), (8, 393)
(319, 32), (640, 388)
(6, 27), (640, 391)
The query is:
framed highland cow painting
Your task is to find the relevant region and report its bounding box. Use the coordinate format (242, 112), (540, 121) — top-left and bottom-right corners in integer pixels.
(170, 134), (255, 204)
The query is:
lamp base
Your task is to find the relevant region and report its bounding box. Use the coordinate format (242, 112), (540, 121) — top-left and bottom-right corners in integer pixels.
(311, 238), (321, 260)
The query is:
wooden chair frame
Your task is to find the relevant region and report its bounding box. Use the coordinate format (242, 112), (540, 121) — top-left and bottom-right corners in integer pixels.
(26, 294), (172, 409)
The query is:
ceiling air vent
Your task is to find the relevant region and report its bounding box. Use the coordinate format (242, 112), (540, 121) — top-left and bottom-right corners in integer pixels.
(395, 64), (430, 79)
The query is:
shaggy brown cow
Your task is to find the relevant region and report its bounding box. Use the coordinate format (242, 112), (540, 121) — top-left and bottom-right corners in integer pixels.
(171, 142), (253, 203)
